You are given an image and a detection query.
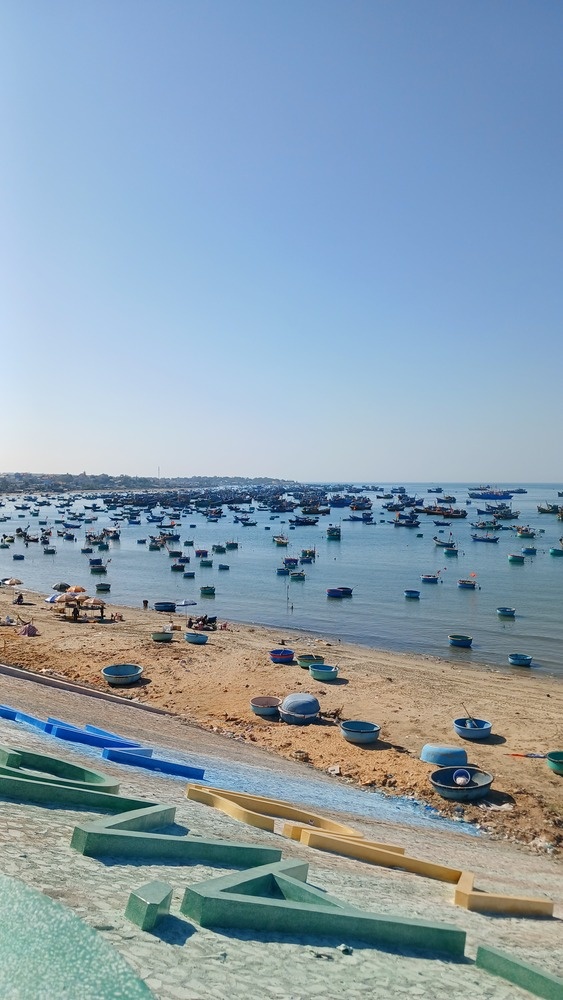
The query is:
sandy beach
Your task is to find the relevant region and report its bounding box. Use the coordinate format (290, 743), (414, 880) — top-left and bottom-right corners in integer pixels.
(1, 586), (562, 854)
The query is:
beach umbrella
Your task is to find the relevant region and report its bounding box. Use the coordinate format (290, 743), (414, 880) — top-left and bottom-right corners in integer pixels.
(5, 578), (22, 586)
(82, 597), (105, 608)
(45, 594), (59, 603)
(67, 585), (86, 593)
(53, 582), (71, 592)
(55, 593), (80, 604)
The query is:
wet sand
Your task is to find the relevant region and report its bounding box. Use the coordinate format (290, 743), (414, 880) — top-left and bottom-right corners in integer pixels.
(1, 586), (562, 854)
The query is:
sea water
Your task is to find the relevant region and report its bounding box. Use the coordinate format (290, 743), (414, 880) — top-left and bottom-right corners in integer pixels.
(2, 483), (562, 676)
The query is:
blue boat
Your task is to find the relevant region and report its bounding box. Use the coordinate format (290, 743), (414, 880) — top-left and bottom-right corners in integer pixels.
(508, 652), (532, 667)
(453, 717), (492, 740)
(404, 589), (420, 599)
(101, 663), (143, 686)
(497, 606), (516, 617)
(448, 634), (472, 648)
(457, 579), (476, 589)
(421, 574), (439, 583)
(430, 765), (493, 801)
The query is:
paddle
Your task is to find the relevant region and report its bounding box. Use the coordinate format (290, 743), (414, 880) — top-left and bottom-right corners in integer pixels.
(461, 703), (477, 727)
(504, 753), (547, 758)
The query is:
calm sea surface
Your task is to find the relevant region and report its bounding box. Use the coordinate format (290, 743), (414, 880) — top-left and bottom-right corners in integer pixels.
(2, 483), (563, 678)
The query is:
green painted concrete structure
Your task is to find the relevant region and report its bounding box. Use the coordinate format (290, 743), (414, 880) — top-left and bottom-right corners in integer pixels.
(476, 946), (563, 1000)
(126, 881), (174, 932)
(181, 860), (467, 957)
(0, 744), (120, 794)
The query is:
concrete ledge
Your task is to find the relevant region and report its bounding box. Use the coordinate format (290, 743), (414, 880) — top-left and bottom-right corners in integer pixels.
(125, 881), (173, 931)
(187, 784), (360, 837)
(301, 830), (461, 882)
(50, 724), (142, 750)
(476, 946), (563, 999)
(0, 659), (170, 715)
(181, 860), (466, 956)
(0, 705), (18, 720)
(462, 888), (554, 917)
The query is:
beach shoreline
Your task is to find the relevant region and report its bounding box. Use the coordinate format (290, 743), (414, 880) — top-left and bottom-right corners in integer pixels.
(1, 585), (562, 855)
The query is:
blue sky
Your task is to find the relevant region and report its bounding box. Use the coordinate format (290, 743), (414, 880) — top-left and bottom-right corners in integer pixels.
(1, 1), (562, 481)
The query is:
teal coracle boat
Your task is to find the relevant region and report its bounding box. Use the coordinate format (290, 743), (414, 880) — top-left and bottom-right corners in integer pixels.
(448, 634), (473, 648)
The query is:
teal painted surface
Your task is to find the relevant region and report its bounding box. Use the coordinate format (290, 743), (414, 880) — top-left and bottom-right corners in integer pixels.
(476, 946), (563, 1000)
(0, 875), (153, 999)
(182, 861), (466, 957)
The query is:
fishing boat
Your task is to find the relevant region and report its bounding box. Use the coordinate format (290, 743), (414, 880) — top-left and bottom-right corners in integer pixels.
(273, 535), (289, 546)
(508, 652), (532, 667)
(471, 534), (499, 543)
(448, 634), (473, 648)
(404, 589), (420, 598)
(433, 534), (456, 548)
(276, 567), (290, 575)
(457, 579), (476, 589)
(290, 570), (306, 581)
(200, 585), (215, 597)
(497, 607), (515, 617)
(508, 553), (525, 563)
(430, 766), (493, 802)
(326, 525), (341, 539)
(421, 573), (439, 583)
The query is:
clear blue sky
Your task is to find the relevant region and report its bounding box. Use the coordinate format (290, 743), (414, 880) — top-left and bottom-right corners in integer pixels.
(1, 1), (562, 481)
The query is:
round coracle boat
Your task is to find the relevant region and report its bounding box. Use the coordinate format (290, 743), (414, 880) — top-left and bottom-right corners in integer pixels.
(250, 696), (281, 717)
(453, 717), (492, 740)
(152, 631), (173, 643)
(340, 720), (380, 745)
(185, 632), (208, 645)
(279, 693), (320, 725)
(269, 648), (294, 664)
(448, 634), (473, 648)
(430, 765), (493, 801)
(546, 751), (563, 776)
(508, 652), (532, 667)
(296, 653), (325, 669)
(309, 664), (339, 681)
(101, 663), (143, 687)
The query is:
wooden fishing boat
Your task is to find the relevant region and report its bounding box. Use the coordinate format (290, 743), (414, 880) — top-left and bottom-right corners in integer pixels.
(457, 579), (476, 589)
(471, 534), (499, 543)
